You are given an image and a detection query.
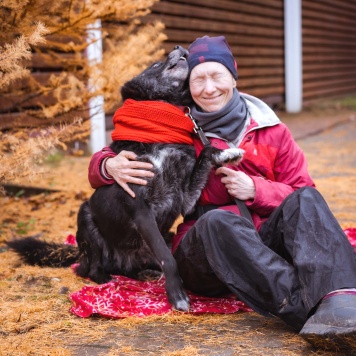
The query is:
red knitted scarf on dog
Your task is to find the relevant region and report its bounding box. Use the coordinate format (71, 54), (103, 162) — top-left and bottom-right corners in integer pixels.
(111, 99), (194, 145)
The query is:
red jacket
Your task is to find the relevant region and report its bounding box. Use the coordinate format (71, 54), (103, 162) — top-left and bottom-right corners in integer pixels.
(87, 93), (315, 252)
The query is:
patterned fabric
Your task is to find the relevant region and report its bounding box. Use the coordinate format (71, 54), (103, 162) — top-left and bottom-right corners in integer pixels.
(67, 228), (355, 319)
(344, 227), (356, 252)
(111, 99), (194, 145)
(70, 274), (252, 318)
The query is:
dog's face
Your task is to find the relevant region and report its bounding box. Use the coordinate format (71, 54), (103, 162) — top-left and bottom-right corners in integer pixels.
(121, 46), (191, 106)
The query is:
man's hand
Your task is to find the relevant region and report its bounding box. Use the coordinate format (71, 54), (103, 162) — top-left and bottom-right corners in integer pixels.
(216, 166), (256, 201)
(105, 150), (154, 198)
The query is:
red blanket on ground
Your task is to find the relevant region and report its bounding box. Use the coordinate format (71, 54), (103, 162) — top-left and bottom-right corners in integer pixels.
(70, 275), (252, 318)
(68, 228), (356, 319)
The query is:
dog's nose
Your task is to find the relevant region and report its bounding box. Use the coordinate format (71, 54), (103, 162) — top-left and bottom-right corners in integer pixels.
(174, 45), (189, 58)
(174, 45), (186, 52)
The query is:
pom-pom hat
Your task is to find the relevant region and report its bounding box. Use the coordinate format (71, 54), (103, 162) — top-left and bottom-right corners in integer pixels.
(187, 36), (238, 79)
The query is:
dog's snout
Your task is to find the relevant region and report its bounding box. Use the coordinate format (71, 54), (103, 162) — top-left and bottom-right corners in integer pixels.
(173, 45), (189, 59)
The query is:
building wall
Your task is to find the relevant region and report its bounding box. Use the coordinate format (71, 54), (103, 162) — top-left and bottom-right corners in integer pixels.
(148, 0), (285, 107)
(150, 0), (356, 108)
(302, 1), (356, 103)
(2, 0), (356, 130)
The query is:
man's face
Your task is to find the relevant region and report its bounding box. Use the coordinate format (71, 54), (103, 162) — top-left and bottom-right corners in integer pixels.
(189, 62), (236, 112)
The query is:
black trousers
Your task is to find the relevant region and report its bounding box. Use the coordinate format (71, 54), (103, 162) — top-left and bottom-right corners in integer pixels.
(173, 187), (356, 331)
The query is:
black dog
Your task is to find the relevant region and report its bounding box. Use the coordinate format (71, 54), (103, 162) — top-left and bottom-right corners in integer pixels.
(7, 46), (244, 311)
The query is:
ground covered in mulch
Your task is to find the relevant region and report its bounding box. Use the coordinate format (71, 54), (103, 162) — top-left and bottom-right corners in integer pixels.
(1, 102), (356, 355)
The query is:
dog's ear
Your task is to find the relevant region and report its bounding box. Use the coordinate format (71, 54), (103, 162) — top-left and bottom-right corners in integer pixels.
(120, 63), (192, 105)
(121, 77), (192, 105)
(120, 83), (132, 101)
(178, 80), (193, 106)
(121, 78), (146, 102)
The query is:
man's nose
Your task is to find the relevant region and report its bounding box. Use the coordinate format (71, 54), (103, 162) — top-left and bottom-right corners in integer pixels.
(204, 79), (216, 93)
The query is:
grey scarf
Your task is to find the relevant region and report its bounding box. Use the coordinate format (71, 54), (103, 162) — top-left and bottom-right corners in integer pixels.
(190, 88), (248, 142)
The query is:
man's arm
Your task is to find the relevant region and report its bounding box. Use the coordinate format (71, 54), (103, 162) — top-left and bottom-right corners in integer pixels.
(88, 147), (154, 198)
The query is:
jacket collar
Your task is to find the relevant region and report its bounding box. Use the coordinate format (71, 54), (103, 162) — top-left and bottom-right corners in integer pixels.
(242, 93), (281, 128)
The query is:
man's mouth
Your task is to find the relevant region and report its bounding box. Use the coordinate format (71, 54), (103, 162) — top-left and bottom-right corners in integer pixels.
(203, 94), (222, 101)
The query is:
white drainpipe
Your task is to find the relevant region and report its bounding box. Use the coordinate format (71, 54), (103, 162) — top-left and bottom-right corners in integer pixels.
(284, 0), (302, 113)
(86, 19), (106, 153)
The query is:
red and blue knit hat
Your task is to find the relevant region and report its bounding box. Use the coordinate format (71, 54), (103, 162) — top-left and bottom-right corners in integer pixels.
(187, 36), (238, 79)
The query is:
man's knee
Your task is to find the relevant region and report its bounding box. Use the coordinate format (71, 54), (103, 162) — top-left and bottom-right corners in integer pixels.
(199, 208), (229, 221)
(196, 209), (241, 229)
(196, 209), (253, 245)
(293, 187), (324, 204)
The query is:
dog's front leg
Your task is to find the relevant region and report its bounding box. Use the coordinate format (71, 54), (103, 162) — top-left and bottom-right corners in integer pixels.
(133, 203), (190, 312)
(182, 146), (244, 215)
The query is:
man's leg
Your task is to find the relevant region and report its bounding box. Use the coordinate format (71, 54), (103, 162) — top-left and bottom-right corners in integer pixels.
(259, 187), (356, 351)
(174, 210), (308, 330)
(259, 187), (356, 311)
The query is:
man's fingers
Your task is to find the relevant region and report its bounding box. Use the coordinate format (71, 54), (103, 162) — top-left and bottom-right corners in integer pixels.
(105, 151), (155, 195)
(121, 151), (153, 169)
(125, 168), (154, 178)
(124, 176), (149, 185)
(120, 150), (138, 160)
(216, 166), (231, 176)
(118, 176), (150, 198)
(120, 182), (136, 198)
(121, 160), (153, 171)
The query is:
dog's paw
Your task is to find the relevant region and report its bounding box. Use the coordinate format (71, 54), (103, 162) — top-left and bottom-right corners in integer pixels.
(175, 298), (190, 312)
(213, 148), (244, 165)
(167, 281), (190, 312)
(172, 291), (190, 312)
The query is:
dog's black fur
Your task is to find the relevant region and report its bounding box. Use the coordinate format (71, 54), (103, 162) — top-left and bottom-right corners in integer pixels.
(7, 46), (244, 311)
